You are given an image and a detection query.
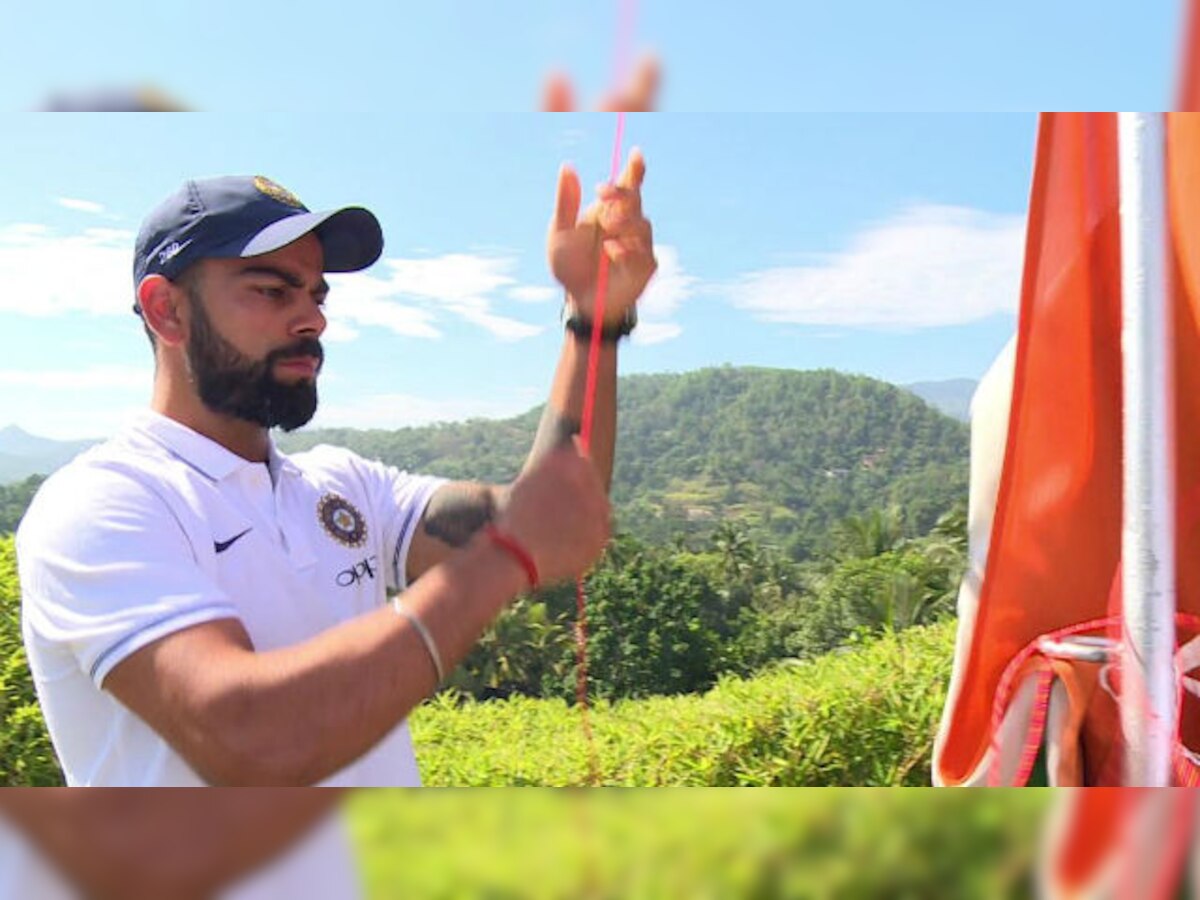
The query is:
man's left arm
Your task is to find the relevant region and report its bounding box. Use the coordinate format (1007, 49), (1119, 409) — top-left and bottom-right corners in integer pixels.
(407, 149), (655, 581)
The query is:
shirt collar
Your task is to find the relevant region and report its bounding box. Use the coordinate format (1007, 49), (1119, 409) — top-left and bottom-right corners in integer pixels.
(130, 410), (299, 483)
(267, 440), (302, 482)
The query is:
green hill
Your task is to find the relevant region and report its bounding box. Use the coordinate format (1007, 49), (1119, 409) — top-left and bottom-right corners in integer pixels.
(1, 369), (970, 558)
(282, 366), (969, 559)
(0, 426), (98, 484)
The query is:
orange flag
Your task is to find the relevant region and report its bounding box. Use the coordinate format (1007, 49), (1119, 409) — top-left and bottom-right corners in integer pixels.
(1043, 790), (1195, 899)
(935, 112), (1124, 787)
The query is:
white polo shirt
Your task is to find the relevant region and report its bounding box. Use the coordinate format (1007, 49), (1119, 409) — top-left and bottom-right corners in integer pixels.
(16, 408), (447, 788)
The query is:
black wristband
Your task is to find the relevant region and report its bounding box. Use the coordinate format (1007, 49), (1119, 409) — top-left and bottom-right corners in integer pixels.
(564, 306), (637, 342)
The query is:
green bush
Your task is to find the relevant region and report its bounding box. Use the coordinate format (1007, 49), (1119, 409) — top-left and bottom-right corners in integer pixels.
(411, 621), (956, 786)
(0, 534), (63, 785)
(349, 789), (1047, 900)
(1, 530), (956, 789)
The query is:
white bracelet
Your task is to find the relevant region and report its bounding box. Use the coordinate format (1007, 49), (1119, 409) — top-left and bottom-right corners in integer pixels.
(392, 596), (446, 683)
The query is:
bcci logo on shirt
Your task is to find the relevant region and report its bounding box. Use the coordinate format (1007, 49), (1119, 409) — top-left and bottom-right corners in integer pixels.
(318, 493), (367, 548)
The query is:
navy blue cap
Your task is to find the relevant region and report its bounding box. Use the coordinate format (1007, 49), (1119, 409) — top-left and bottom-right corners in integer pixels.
(133, 175), (383, 287)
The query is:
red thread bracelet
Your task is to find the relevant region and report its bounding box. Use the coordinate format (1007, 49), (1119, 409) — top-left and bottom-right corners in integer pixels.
(484, 524), (540, 592)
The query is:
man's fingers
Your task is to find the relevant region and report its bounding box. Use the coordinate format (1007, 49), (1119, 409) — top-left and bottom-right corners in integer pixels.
(617, 148), (646, 191)
(630, 56), (660, 110)
(596, 190), (645, 234)
(604, 233), (655, 268)
(552, 164), (582, 233)
(597, 55), (660, 112)
(541, 72), (576, 112)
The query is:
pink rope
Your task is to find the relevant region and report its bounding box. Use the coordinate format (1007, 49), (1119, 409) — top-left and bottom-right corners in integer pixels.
(574, 0), (638, 787)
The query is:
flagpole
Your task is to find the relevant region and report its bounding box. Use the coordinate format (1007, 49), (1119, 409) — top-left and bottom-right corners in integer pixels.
(1117, 111), (1176, 787)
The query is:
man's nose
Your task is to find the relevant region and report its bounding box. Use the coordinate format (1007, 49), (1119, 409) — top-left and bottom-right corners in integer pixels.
(292, 295), (326, 338)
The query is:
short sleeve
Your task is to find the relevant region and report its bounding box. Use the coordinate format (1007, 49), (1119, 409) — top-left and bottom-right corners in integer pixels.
(16, 466), (240, 689)
(367, 465), (447, 593)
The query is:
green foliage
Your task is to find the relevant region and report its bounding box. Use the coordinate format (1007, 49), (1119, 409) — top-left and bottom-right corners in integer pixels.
(281, 367), (968, 560)
(0, 524), (962, 789)
(411, 621), (957, 786)
(0, 368), (971, 786)
(0, 535), (63, 785)
(793, 509), (965, 660)
(452, 507), (965, 703)
(447, 595), (576, 699)
(566, 535), (728, 700)
(0, 474), (44, 535)
(349, 789), (1047, 900)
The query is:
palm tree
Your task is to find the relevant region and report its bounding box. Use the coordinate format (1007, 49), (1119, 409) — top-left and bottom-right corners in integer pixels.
(834, 505), (906, 560)
(712, 521), (758, 581)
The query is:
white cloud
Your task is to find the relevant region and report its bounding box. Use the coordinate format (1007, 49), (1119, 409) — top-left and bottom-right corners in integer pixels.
(330, 253), (546, 341)
(632, 321), (682, 346)
(308, 391), (536, 431)
(626, 244), (696, 345)
(319, 318), (362, 343)
(728, 204), (1025, 329)
(0, 227), (560, 344)
(508, 285), (558, 303)
(56, 197), (106, 214)
(640, 245), (697, 320)
(454, 305), (544, 341)
(0, 364), (149, 390)
(326, 272), (442, 340)
(386, 254), (516, 300)
(0, 224), (134, 317)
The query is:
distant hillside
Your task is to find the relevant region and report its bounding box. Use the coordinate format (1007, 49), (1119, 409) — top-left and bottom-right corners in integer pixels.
(903, 379), (977, 422)
(1, 369), (971, 556)
(282, 367), (969, 559)
(0, 426), (98, 484)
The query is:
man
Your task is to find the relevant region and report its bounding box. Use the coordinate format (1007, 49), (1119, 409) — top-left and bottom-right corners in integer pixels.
(6, 156), (654, 891)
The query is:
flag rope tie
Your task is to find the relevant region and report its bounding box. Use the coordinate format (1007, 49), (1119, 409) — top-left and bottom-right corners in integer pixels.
(987, 612), (1200, 786)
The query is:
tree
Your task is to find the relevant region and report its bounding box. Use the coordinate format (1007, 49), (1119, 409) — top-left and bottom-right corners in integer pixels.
(833, 504), (907, 560)
(0, 535), (63, 785)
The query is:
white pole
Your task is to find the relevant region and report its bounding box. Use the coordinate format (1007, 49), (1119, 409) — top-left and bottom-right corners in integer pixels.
(1117, 111), (1176, 787)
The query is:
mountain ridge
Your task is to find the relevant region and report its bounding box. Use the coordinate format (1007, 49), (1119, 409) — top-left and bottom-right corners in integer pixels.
(4, 368), (971, 558)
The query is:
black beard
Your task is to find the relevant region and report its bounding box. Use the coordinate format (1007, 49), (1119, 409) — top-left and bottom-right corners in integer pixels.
(185, 286), (324, 432)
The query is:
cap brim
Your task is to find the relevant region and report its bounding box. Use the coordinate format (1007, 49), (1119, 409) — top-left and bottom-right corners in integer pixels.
(239, 207), (383, 273)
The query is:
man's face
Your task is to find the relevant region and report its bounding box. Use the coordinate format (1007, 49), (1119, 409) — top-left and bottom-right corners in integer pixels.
(181, 234), (329, 432)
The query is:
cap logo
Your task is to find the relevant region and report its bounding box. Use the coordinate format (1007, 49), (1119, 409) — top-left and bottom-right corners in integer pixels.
(253, 176), (304, 209)
(158, 239), (192, 266)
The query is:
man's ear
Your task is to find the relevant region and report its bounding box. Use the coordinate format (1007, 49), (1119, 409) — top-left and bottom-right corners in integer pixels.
(136, 275), (187, 347)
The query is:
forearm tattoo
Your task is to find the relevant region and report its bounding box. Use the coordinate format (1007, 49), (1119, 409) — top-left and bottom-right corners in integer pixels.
(423, 483), (497, 547)
(528, 405), (582, 464)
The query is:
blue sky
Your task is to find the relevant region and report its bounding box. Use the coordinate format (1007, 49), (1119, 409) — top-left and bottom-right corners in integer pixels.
(0, 2), (1189, 439)
(2, 113), (1036, 439)
(1, 1), (1182, 112)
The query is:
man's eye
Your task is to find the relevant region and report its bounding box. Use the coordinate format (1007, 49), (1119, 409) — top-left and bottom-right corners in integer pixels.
(256, 286), (287, 300)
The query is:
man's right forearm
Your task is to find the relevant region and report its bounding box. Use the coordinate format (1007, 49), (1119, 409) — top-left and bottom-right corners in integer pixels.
(0, 789), (344, 900)
(178, 534), (528, 786)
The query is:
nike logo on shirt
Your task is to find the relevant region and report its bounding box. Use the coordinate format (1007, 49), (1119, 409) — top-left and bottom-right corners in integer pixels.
(214, 527), (253, 554)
